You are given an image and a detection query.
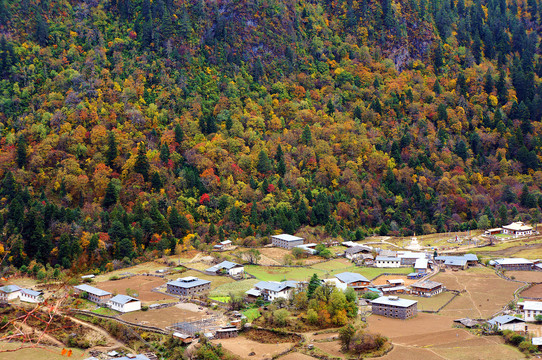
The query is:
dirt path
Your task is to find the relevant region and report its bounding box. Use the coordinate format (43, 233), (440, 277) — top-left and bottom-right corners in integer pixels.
(65, 315), (128, 351)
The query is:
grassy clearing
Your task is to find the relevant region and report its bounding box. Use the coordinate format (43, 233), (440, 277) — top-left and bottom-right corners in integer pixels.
(209, 296), (231, 303)
(91, 307), (119, 316)
(242, 308), (261, 321)
(245, 265), (326, 281)
(310, 259), (352, 271)
(208, 279), (260, 297)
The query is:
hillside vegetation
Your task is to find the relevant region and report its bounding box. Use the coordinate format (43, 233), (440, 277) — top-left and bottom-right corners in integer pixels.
(0, 0), (541, 271)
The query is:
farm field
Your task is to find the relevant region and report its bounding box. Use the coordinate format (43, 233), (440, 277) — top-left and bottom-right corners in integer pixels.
(505, 271), (542, 282)
(93, 261), (168, 282)
(367, 313), (524, 360)
(400, 292), (457, 312)
(213, 336), (294, 360)
(312, 340), (344, 358)
(96, 275), (176, 302)
(208, 279), (260, 297)
(520, 284), (542, 298)
(0, 343), (86, 360)
(432, 267), (521, 318)
(119, 303), (216, 329)
(245, 263), (414, 282)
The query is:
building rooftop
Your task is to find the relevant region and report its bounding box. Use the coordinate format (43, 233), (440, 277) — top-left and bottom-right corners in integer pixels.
(533, 337), (542, 346)
(115, 354), (151, 360)
(206, 261), (242, 273)
(167, 277), (211, 289)
(21, 288), (42, 297)
(375, 256), (401, 262)
(345, 245), (373, 254)
(382, 286), (406, 292)
(334, 272), (369, 284)
(254, 281), (298, 293)
(245, 289), (262, 297)
(371, 296), (418, 308)
(0, 285), (21, 293)
(488, 315), (525, 325)
(397, 251), (426, 259)
(74, 284), (111, 297)
(387, 279), (405, 285)
(444, 258), (467, 266)
(503, 222), (532, 231)
(220, 240), (232, 245)
(411, 280), (442, 290)
(109, 294), (140, 305)
(271, 234), (304, 242)
(494, 258), (533, 265)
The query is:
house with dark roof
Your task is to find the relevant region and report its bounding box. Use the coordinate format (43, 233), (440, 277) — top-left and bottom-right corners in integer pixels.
(108, 294), (141, 313)
(166, 277), (211, 296)
(0, 285), (21, 302)
(334, 272), (370, 292)
(371, 296), (418, 319)
(410, 280), (444, 297)
(205, 261), (244, 277)
(74, 284), (112, 304)
(487, 315), (526, 332)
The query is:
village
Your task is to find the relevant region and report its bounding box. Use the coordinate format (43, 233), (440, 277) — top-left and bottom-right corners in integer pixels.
(1, 221), (542, 360)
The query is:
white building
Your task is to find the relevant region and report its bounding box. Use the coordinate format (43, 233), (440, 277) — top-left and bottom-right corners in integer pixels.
(487, 315), (526, 331)
(20, 288), (44, 303)
(271, 234), (304, 249)
(107, 294), (141, 313)
(0, 285), (21, 302)
(521, 301), (542, 322)
(502, 222), (533, 237)
(205, 261), (244, 277)
(251, 281), (298, 301)
(375, 256), (401, 268)
(414, 258), (429, 273)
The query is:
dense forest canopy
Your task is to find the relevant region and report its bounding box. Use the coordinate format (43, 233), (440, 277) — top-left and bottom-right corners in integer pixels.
(0, 0), (541, 271)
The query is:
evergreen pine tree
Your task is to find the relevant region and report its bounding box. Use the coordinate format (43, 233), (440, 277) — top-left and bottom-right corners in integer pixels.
(301, 125), (312, 145)
(256, 150), (272, 173)
(174, 123), (184, 144)
(16, 136), (27, 168)
(103, 181), (118, 208)
(106, 132), (118, 168)
(134, 142), (150, 181)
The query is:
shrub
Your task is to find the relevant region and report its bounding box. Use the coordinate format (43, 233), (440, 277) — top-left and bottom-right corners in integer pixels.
(141, 305), (149, 311)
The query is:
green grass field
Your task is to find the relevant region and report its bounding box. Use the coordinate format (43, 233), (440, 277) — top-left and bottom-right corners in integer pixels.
(242, 308), (261, 321)
(245, 263), (414, 281)
(209, 296), (231, 303)
(208, 279), (260, 297)
(91, 307), (119, 316)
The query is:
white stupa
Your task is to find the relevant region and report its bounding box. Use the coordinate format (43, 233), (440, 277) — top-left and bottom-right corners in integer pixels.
(406, 235), (422, 251)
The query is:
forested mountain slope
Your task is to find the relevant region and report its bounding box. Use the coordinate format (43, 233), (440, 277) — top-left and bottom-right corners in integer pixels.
(0, 0), (540, 271)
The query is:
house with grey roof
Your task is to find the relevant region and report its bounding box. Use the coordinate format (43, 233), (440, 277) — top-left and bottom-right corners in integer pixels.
(205, 261), (244, 277)
(410, 280), (444, 297)
(414, 258), (429, 273)
(487, 315), (526, 332)
(371, 296), (418, 319)
(74, 284), (112, 304)
(492, 258), (534, 271)
(345, 245), (373, 260)
(251, 281), (298, 301)
(20, 288), (44, 303)
(271, 234), (304, 249)
(0, 285), (21, 302)
(108, 294), (141, 313)
(334, 272), (370, 292)
(166, 277), (211, 297)
(435, 255), (477, 270)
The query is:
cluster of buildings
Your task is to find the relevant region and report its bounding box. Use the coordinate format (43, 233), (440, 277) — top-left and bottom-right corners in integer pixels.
(0, 285), (44, 304)
(73, 284), (142, 313)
